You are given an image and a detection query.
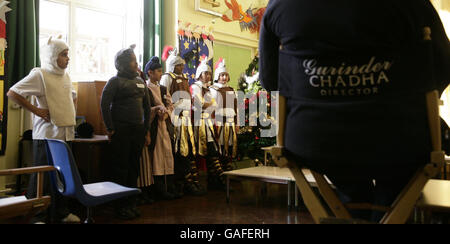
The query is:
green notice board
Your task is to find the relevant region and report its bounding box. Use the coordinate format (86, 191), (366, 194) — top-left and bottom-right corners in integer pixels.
(213, 43), (253, 89)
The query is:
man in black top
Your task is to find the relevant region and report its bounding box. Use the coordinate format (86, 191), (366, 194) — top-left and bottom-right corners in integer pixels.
(260, 0), (450, 221)
(101, 45), (151, 220)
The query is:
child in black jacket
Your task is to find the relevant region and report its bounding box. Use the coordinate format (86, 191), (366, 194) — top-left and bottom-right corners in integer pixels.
(101, 45), (151, 220)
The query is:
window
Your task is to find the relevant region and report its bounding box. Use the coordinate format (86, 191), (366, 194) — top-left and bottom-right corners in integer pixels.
(39, 0), (143, 82)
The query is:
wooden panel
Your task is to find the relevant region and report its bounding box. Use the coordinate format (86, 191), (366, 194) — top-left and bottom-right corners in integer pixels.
(72, 139), (110, 183)
(76, 81), (107, 135)
(94, 81), (108, 135)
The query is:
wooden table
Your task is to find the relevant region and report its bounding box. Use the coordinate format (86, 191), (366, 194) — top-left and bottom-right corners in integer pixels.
(72, 135), (109, 183)
(416, 179), (450, 223)
(224, 166), (324, 209)
(417, 180), (450, 212)
(416, 157), (450, 223)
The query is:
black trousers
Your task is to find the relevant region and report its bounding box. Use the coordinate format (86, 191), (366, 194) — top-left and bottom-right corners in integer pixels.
(173, 136), (196, 183)
(26, 140), (71, 221)
(206, 142), (223, 176)
(219, 146), (234, 172)
(174, 153), (194, 183)
(107, 125), (145, 208)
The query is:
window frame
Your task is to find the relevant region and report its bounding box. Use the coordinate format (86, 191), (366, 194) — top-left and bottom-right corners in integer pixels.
(40, 0), (143, 82)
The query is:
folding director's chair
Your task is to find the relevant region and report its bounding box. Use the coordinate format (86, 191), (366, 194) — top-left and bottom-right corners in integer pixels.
(268, 89), (445, 224)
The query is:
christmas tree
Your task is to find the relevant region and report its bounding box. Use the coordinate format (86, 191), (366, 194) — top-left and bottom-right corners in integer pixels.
(237, 56), (277, 165)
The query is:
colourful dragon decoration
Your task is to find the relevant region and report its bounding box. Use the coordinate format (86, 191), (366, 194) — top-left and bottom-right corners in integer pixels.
(221, 0), (266, 33)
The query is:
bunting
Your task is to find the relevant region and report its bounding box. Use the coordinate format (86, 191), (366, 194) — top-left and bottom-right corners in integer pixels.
(178, 20), (214, 85)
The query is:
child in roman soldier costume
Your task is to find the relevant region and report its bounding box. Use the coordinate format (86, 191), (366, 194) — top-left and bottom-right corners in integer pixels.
(161, 46), (204, 196)
(191, 57), (224, 191)
(210, 58), (238, 183)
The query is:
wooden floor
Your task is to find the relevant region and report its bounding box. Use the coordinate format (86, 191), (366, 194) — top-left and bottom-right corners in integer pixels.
(88, 180), (315, 224)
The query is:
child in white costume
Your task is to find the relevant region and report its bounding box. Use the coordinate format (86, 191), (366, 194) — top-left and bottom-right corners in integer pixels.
(191, 58), (224, 191)
(160, 47), (204, 196)
(7, 36), (80, 224)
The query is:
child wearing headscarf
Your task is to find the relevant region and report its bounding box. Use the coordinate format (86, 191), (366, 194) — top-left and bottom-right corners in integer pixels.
(7, 36), (80, 224)
(101, 45), (151, 220)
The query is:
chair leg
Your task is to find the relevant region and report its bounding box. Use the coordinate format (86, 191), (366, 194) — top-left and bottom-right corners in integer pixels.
(288, 165), (330, 223)
(381, 170), (429, 224)
(226, 176), (230, 204)
(84, 207), (95, 224)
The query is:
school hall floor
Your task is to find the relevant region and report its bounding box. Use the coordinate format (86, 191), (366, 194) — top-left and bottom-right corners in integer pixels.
(87, 179), (315, 224)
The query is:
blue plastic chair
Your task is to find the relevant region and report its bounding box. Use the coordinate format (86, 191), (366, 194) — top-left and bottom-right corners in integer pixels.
(45, 139), (141, 224)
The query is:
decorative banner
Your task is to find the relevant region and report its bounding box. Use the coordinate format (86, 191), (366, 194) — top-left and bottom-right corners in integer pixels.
(178, 20), (214, 85)
(0, 20), (6, 76)
(0, 0), (10, 156)
(221, 0), (266, 33)
(0, 80), (3, 143)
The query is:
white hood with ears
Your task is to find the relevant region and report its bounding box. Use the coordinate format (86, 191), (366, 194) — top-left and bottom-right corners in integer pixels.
(40, 35), (69, 75)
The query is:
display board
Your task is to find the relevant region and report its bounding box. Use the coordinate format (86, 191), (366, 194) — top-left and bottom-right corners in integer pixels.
(0, 1), (11, 156)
